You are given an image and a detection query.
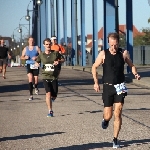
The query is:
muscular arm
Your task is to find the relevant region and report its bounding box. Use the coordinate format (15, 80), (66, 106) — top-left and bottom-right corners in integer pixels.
(123, 50), (138, 75)
(20, 47), (26, 60)
(92, 50), (104, 84)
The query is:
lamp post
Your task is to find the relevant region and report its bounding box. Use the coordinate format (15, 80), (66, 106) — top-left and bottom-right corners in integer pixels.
(25, 0), (43, 46)
(37, 0), (43, 48)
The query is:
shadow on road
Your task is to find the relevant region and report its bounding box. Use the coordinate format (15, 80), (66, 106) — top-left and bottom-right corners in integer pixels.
(0, 132), (65, 142)
(51, 138), (150, 150)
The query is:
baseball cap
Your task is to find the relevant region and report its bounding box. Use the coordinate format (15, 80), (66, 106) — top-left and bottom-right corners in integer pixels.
(51, 36), (57, 40)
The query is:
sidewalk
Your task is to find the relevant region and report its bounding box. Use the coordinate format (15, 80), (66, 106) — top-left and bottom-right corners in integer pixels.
(62, 65), (150, 88)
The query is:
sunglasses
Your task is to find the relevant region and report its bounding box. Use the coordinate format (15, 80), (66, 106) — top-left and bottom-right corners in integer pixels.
(45, 44), (51, 45)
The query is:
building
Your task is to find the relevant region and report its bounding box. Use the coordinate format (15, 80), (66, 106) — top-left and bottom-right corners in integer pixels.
(85, 25), (143, 53)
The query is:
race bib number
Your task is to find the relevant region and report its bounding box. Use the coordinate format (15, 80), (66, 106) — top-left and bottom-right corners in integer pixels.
(45, 64), (54, 71)
(30, 64), (38, 69)
(114, 82), (128, 95)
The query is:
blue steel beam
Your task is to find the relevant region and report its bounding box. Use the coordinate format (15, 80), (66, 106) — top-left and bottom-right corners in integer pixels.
(56, 0), (60, 44)
(103, 0), (116, 49)
(80, 0), (86, 66)
(71, 0), (77, 66)
(92, 0), (98, 63)
(63, 0), (67, 45)
(126, 0), (133, 73)
(51, 0), (55, 36)
(37, 4), (41, 48)
(40, 0), (46, 51)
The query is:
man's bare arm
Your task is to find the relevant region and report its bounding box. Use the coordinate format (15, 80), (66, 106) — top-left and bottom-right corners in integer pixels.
(92, 50), (104, 84)
(124, 50), (140, 80)
(20, 48), (27, 60)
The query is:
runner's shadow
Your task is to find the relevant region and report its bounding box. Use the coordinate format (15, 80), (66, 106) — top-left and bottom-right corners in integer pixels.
(120, 138), (150, 148)
(51, 138), (150, 150)
(51, 142), (112, 150)
(0, 81), (43, 93)
(0, 132), (65, 142)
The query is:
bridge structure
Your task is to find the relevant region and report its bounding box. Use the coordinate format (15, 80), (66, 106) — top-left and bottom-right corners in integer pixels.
(31, 0), (133, 67)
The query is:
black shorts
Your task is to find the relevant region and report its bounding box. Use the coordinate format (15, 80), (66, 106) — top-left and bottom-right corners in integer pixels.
(43, 79), (58, 97)
(58, 63), (61, 70)
(0, 58), (8, 66)
(102, 84), (127, 107)
(26, 64), (39, 76)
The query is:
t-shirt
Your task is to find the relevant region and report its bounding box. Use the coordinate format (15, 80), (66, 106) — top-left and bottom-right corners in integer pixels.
(0, 46), (9, 59)
(36, 51), (64, 79)
(51, 44), (66, 54)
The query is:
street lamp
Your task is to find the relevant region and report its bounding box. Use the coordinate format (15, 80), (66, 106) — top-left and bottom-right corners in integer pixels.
(25, 0), (43, 37)
(37, 0), (43, 5)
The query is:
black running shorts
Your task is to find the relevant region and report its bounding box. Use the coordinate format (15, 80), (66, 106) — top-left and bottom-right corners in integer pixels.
(26, 64), (39, 76)
(43, 79), (58, 97)
(102, 84), (127, 107)
(0, 58), (8, 66)
(58, 63), (61, 70)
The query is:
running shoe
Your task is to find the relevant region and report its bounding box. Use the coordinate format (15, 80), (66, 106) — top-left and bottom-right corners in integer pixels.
(47, 111), (53, 117)
(113, 138), (120, 149)
(35, 88), (39, 95)
(2, 75), (6, 79)
(58, 82), (61, 86)
(29, 96), (33, 101)
(101, 119), (109, 129)
(51, 97), (55, 102)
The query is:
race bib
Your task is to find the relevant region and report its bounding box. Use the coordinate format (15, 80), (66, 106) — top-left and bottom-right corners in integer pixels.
(30, 64), (38, 69)
(45, 64), (54, 71)
(114, 82), (128, 95)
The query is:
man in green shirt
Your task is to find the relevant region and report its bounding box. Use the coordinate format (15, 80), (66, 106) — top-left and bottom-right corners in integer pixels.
(35, 38), (65, 117)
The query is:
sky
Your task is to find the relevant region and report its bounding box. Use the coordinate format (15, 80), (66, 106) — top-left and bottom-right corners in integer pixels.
(0, 0), (150, 41)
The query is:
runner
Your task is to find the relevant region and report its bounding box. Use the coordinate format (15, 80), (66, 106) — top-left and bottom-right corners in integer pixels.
(50, 36), (66, 85)
(21, 36), (41, 100)
(0, 38), (11, 79)
(35, 38), (65, 117)
(92, 32), (140, 148)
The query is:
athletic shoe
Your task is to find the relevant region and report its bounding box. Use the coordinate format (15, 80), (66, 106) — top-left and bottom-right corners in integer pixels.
(29, 96), (33, 101)
(113, 138), (120, 149)
(2, 75), (6, 79)
(101, 119), (109, 129)
(51, 97), (55, 102)
(58, 82), (61, 86)
(35, 88), (39, 95)
(47, 111), (53, 117)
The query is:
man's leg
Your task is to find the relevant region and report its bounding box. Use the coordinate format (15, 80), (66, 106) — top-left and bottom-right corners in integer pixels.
(27, 65), (34, 100)
(113, 102), (123, 138)
(51, 79), (58, 102)
(43, 79), (53, 117)
(0, 60), (3, 74)
(102, 106), (113, 129)
(46, 92), (53, 116)
(33, 69), (39, 95)
(112, 102), (123, 148)
(34, 76), (39, 95)
(2, 64), (7, 79)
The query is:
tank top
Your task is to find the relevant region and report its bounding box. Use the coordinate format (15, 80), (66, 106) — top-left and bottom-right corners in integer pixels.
(102, 48), (125, 84)
(25, 46), (38, 64)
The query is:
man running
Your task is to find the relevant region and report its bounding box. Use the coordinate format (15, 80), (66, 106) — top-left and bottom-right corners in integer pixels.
(92, 32), (140, 148)
(0, 38), (11, 79)
(50, 36), (65, 85)
(21, 36), (41, 100)
(35, 38), (65, 117)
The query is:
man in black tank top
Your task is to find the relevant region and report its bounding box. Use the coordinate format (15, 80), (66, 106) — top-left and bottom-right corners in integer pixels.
(0, 38), (11, 79)
(92, 32), (141, 148)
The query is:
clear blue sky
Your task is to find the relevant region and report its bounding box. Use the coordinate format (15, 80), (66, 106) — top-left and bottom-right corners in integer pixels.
(0, 0), (150, 40)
